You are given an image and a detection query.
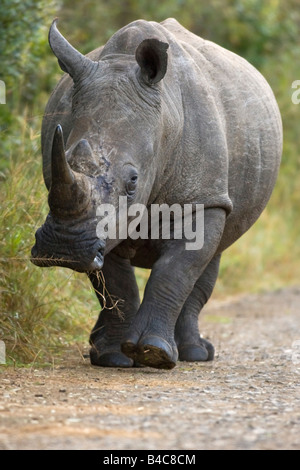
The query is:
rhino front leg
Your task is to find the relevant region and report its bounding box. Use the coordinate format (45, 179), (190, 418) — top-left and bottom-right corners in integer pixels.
(121, 208), (226, 369)
(89, 252), (140, 367)
(175, 254), (221, 362)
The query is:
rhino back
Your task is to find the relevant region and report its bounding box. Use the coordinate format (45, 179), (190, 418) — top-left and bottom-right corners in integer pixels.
(161, 19), (282, 251)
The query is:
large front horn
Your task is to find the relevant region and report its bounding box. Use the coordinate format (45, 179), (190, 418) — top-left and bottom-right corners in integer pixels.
(49, 19), (96, 80)
(49, 125), (91, 217)
(51, 125), (74, 185)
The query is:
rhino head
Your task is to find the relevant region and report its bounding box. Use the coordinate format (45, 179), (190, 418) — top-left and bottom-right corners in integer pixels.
(31, 20), (171, 272)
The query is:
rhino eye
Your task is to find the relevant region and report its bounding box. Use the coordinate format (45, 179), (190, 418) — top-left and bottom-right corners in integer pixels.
(126, 173), (138, 196)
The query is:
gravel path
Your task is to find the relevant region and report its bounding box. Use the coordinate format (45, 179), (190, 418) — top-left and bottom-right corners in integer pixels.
(0, 287), (300, 450)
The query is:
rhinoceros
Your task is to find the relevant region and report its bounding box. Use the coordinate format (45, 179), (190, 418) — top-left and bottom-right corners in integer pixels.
(31, 18), (282, 369)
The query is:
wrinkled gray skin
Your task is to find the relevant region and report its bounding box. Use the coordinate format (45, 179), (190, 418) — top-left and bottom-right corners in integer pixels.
(31, 18), (282, 369)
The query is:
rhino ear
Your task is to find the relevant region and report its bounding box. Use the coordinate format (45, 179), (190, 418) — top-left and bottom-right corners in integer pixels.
(135, 39), (169, 85)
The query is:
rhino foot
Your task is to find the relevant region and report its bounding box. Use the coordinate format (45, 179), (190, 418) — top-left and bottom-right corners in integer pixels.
(177, 338), (215, 362)
(122, 335), (177, 370)
(90, 347), (134, 368)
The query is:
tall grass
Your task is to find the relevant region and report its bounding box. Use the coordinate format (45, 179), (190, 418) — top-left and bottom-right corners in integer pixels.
(0, 113), (98, 364)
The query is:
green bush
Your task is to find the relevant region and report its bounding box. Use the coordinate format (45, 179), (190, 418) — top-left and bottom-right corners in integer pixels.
(0, 115), (98, 363)
(0, 0), (60, 166)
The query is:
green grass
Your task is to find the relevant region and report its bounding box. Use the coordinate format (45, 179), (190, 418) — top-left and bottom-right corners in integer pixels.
(0, 113), (98, 364)
(216, 202), (300, 296)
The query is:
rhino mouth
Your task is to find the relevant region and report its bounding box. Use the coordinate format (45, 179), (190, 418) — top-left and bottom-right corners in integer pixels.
(30, 246), (104, 273)
(31, 232), (105, 273)
(89, 248), (105, 272)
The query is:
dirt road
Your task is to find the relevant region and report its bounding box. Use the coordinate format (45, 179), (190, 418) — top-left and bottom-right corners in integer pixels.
(0, 287), (300, 450)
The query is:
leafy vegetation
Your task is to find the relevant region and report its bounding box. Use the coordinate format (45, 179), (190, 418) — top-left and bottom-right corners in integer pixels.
(1, 0), (299, 363)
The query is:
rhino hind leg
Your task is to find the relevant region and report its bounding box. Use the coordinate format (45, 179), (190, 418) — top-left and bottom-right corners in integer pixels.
(89, 252), (140, 368)
(175, 254), (221, 362)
